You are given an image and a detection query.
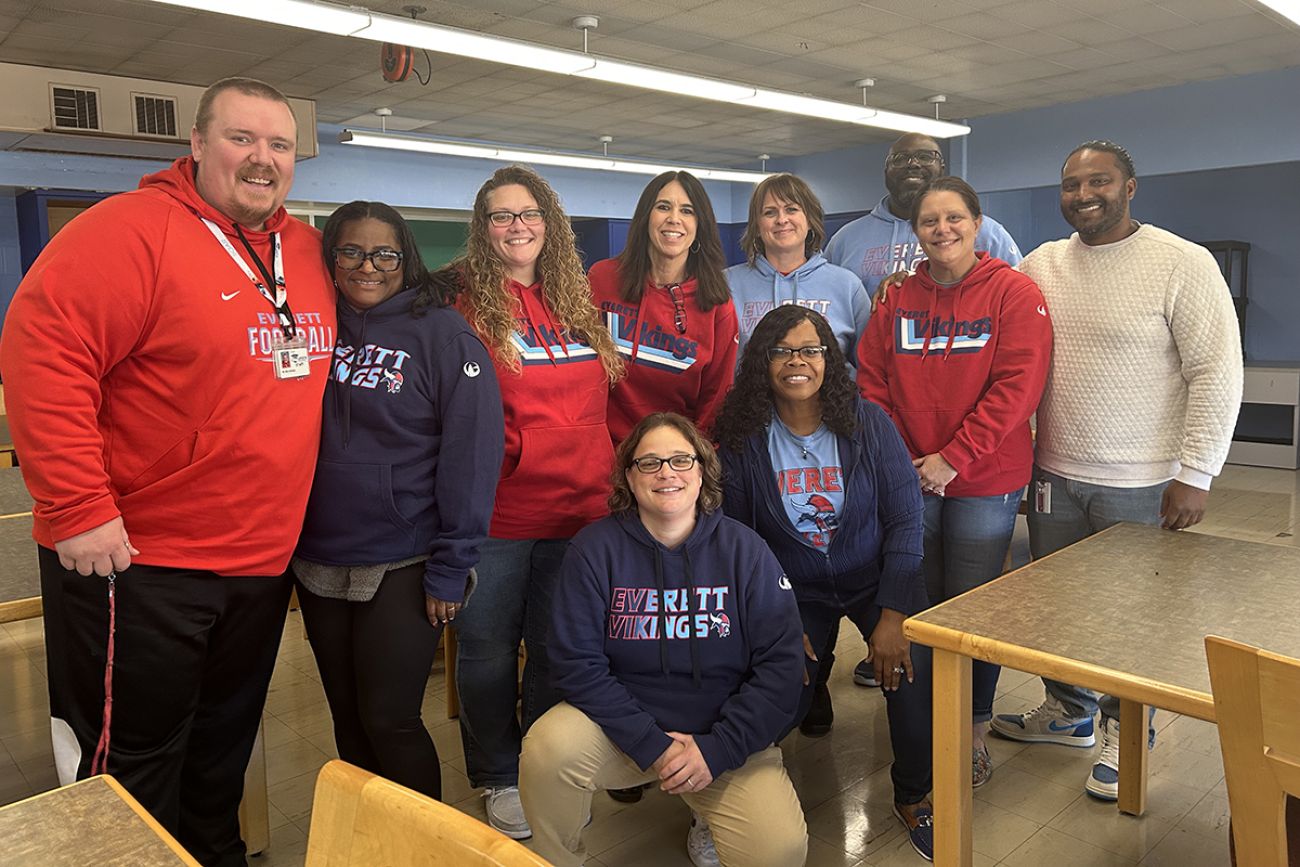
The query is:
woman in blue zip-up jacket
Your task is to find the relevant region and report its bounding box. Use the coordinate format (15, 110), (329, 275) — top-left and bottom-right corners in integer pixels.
(714, 305), (937, 862)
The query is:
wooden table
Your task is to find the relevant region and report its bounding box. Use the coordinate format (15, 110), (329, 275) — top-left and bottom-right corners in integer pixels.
(904, 522), (1300, 867)
(0, 774), (200, 866)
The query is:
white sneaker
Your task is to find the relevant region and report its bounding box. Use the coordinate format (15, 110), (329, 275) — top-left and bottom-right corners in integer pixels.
(686, 812), (721, 867)
(1085, 716), (1120, 801)
(484, 786), (532, 840)
(989, 694), (1096, 747)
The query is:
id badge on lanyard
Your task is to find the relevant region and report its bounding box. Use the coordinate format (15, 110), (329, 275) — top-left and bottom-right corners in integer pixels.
(201, 217), (310, 380)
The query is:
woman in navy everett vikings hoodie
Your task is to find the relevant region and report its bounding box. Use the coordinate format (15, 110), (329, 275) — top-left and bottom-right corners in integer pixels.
(292, 202), (504, 801)
(714, 306), (937, 862)
(519, 413), (808, 867)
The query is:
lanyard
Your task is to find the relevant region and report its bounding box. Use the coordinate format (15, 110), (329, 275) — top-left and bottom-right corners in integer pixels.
(200, 217), (296, 337)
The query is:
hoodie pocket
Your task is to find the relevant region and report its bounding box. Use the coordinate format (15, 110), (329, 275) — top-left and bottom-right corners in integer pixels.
(495, 424), (614, 519)
(303, 461), (416, 551)
(119, 431), (199, 495)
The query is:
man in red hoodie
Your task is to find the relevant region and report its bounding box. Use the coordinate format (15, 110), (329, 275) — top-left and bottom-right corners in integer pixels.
(0, 78), (335, 866)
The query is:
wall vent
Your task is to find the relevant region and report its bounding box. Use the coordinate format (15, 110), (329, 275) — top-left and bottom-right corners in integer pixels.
(132, 93), (179, 138)
(50, 84), (101, 131)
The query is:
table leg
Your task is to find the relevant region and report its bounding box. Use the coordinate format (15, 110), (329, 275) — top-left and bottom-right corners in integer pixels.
(1117, 699), (1148, 816)
(932, 649), (973, 867)
(238, 718), (270, 856)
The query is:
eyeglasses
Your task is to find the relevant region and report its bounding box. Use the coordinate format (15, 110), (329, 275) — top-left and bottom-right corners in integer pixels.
(886, 150), (944, 168)
(766, 345), (828, 363)
(630, 453), (699, 474)
(487, 209), (546, 227)
(333, 247), (404, 272)
(665, 283), (687, 334)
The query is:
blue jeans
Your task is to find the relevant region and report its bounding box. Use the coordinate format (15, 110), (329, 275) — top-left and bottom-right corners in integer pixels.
(792, 589), (932, 805)
(1027, 466), (1163, 739)
(923, 488), (1023, 723)
(454, 537), (568, 787)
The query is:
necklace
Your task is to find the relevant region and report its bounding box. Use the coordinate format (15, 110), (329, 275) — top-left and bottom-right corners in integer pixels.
(776, 417), (814, 460)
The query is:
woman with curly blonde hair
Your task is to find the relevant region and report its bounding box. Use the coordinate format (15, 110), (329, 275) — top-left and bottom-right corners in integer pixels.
(435, 164), (622, 840)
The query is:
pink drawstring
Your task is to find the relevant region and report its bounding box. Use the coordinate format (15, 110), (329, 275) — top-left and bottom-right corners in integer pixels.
(90, 571), (116, 776)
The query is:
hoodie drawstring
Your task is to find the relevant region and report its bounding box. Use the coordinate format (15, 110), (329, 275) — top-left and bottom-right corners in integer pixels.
(683, 547), (702, 688)
(516, 282), (569, 366)
(652, 546), (670, 677)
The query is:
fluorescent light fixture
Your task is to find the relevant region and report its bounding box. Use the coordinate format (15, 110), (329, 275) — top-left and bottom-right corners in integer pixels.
(339, 129), (772, 184)
(145, 0), (971, 137)
(1255, 0), (1300, 25)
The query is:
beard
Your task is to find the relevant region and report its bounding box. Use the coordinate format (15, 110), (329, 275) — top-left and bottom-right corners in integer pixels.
(1068, 201), (1125, 240)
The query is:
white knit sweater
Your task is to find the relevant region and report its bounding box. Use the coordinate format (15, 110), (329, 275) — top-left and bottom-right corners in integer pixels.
(1019, 224), (1243, 489)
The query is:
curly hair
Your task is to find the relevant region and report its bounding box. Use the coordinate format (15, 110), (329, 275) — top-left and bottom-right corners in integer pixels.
(739, 173), (826, 266)
(321, 201), (449, 315)
(615, 171), (730, 312)
(713, 306), (859, 451)
(447, 165), (622, 381)
(608, 412), (723, 515)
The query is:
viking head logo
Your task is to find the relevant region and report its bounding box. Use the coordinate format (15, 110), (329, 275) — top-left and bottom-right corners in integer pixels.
(381, 369), (404, 394)
(708, 611), (731, 638)
(796, 494), (838, 533)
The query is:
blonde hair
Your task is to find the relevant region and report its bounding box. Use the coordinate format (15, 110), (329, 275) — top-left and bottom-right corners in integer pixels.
(455, 165), (622, 381)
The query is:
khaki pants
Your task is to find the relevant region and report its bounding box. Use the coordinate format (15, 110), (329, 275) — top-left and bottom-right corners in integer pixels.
(520, 702), (807, 867)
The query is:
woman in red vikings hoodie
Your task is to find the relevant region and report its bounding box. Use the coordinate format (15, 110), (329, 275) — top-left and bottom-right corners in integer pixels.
(438, 165), (623, 840)
(588, 170), (738, 445)
(857, 177), (1052, 788)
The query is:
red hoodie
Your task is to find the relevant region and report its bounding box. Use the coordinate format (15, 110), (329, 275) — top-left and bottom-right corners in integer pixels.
(0, 157), (336, 575)
(458, 279), (614, 539)
(588, 258), (737, 444)
(856, 254), (1052, 498)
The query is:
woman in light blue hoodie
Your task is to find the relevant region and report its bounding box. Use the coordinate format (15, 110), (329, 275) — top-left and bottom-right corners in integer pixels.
(725, 173), (870, 377)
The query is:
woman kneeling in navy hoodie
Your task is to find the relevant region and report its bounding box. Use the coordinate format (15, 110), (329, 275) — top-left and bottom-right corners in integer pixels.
(519, 412), (807, 867)
(715, 306), (936, 862)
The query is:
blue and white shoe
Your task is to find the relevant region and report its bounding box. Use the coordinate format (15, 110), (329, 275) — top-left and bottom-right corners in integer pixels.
(1085, 716), (1120, 801)
(989, 695), (1095, 747)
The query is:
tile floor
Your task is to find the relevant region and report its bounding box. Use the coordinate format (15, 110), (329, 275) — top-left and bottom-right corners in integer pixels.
(1, 464), (1296, 865)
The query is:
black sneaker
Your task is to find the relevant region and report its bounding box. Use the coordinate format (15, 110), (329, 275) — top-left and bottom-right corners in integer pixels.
(799, 682), (834, 737)
(853, 657), (879, 688)
(608, 784), (648, 803)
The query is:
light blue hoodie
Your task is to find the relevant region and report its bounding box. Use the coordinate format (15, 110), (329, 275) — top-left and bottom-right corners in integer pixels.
(824, 195), (1022, 289)
(725, 252), (870, 374)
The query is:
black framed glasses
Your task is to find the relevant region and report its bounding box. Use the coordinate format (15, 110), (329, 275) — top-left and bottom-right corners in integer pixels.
(487, 209), (546, 227)
(886, 149), (943, 168)
(665, 283), (687, 334)
(767, 345), (828, 363)
(333, 247), (404, 272)
(631, 453), (698, 474)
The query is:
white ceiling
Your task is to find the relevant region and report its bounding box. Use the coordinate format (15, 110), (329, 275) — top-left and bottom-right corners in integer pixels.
(1, 0), (1298, 166)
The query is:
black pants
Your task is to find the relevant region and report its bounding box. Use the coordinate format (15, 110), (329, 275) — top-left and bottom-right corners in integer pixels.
(39, 546), (291, 867)
(294, 563), (444, 800)
(792, 594), (933, 805)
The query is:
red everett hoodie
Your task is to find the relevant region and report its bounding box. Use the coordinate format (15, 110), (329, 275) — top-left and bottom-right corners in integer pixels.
(0, 157), (336, 575)
(458, 279), (615, 539)
(588, 258), (737, 444)
(856, 253), (1052, 499)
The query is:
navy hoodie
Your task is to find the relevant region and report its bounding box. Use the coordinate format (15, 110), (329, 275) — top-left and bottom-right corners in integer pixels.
(297, 288), (505, 601)
(720, 399), (926, 615)
(551, 509), (803, 778)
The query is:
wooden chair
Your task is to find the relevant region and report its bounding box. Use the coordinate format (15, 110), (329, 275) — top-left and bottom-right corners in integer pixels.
(305, 760), (550, 866)
(1206, 635), (1300, 866)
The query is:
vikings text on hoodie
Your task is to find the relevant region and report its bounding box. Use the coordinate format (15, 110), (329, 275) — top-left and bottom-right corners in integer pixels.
(825, 195), (1022, 289)
(721, 399), (926, 616)
(857, 254), (1052, 499)
(588, 258), (738, 443)
(295, 288), (504, 602)
(725, 253), (869, 374)
(0, 157), (336, 576)
(456, 278), (615, 539)
(550, 510), (804, 778)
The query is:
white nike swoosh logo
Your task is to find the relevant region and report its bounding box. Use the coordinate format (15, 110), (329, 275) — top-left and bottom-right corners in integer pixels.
(1036, 305), (1047, 317)
(221, 291), (241, 301)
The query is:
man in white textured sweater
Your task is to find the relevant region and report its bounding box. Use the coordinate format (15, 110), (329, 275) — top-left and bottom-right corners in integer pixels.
(989, 141), (1243, 801)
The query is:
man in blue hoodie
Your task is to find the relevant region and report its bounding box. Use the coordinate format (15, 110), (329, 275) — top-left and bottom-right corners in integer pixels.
(825, 131), (1023, 694)
(825, 132), (1022, 292)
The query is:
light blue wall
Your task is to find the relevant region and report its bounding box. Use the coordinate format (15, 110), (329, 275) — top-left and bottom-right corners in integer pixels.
(0, 194), (19, 325)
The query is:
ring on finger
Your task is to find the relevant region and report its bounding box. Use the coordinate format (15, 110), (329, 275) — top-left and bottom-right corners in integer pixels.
(892, 665), (906, 674)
